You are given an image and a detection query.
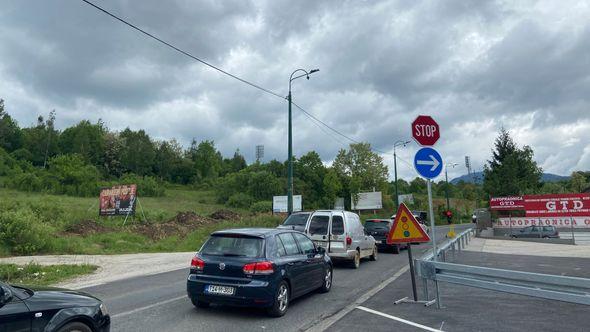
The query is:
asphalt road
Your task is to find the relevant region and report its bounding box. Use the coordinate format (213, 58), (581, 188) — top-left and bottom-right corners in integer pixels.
(84, 224), (472, 332)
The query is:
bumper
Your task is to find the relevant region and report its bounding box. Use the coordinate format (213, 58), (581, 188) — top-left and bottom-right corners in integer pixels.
(328, 249), (357, 260)
(186, 274), (275, 308)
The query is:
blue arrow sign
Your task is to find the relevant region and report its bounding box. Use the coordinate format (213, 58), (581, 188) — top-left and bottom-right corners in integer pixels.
(414, 147), (443, 179)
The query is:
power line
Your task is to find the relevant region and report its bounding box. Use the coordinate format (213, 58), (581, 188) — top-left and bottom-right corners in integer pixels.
(79, 0), (285, 100)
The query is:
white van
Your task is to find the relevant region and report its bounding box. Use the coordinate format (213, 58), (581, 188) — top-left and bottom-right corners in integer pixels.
(304, 210), (377, 269)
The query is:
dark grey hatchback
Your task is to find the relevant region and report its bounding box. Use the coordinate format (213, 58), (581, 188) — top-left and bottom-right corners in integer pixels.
(186, 228), (332, 317)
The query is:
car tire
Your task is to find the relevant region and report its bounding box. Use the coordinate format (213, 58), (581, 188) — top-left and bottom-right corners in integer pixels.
(57, 322), (92, 332)
(391, 244), (400, 254)
(267, 281), (289, 317)
(190, 297), (210, 308)
(369, 246), (378, 261)
(318, 267), (333, 293)
(542, 236), (549, 239)
(351, 250), (361, 269)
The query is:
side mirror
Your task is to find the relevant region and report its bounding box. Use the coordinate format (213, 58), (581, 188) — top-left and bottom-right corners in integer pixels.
(0, 285), (13, 307)
(316, 246), (326, 255)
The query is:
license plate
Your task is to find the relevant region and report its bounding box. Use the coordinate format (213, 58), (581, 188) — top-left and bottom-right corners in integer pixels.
(205, 285), (235, 296)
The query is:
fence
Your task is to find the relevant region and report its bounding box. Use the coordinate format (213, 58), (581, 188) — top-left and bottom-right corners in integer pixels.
(415, 228), (590, 307)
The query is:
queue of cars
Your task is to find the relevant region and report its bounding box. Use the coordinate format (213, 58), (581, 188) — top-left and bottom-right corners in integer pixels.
(186, 209), (430, 317)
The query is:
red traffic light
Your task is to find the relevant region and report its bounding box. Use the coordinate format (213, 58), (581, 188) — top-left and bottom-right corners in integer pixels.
(445, 210), (453, 217)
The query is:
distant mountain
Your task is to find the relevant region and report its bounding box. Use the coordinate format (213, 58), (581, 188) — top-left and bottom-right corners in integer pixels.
(450, 171), (569, 185)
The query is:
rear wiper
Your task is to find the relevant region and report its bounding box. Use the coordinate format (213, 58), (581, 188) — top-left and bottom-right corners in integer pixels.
(222, 253), (246, 257)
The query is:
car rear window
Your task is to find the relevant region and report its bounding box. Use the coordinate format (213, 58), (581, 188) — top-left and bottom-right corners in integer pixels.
(200, 235), (263, 258)
(308, 215), (329, 235)
(283, 213), (310, 226)
(331, 216), (344, 235)
(364, 220), (390, 230)
(543, 226), (555, 231)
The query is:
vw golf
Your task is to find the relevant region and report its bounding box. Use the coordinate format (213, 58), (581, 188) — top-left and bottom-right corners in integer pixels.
(186, 228), (333, 317)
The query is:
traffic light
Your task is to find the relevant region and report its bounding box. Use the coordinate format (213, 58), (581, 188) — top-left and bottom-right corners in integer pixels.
(445, 210), (453, 224)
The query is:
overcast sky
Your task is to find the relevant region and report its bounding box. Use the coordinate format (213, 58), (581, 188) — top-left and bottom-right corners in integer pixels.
(1, 0), (589, 180)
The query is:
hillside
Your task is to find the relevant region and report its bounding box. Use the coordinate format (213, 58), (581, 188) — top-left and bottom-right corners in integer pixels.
(450, 171), (569, 185)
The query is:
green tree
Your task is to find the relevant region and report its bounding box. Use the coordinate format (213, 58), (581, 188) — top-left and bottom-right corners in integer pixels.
(120, 128), (156, 176)
(154, 139), (184, 181)
(322, 168), (342, 208)
(58, 120), (106, 166)
(295, 151), (327, 207)
(409, 177), (427, 194)
(569, 171), (589, 193)
(21, 112), (60, 167)
(483, 128), (542, 196)
(333, 142), (389, 194)
(221, 149), (247, 176)
(103, 132), (124, 178)
(187, 139), (222, 181)
(0, 99), (23, 152)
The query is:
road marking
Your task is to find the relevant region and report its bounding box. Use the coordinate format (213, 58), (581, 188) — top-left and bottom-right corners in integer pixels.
(304, 264), (410, 332)
(111, 295), (186, 319)
(356, 306), (443, 332)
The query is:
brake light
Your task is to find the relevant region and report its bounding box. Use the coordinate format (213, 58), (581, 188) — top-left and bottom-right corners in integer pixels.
(346, 236), (352, 246)
(191, 256), (205, 271)
(243, 261), (274, 275)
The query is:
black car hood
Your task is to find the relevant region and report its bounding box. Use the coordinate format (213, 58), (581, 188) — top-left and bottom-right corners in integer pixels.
(20, 285), (101, 311)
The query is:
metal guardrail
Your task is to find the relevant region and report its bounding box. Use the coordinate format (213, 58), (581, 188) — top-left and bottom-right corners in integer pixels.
(415, 227), (590, 306)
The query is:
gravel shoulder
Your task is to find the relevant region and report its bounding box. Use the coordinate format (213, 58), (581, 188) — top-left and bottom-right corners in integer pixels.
(0, 252), (194, 289)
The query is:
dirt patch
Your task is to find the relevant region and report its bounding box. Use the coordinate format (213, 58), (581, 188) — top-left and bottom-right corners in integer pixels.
(131, 211), (217, 241)
(65, 220), (113, 236)
(210, 209), (241, 221)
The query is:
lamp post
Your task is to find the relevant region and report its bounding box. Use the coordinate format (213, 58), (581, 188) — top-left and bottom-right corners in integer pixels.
(393, 140), (411, 210)
(444, 163), (459, 213)
(287, 68), (319, 214)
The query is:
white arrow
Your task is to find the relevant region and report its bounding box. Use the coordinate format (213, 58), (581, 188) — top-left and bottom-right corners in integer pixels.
(416, 154), (440, 172)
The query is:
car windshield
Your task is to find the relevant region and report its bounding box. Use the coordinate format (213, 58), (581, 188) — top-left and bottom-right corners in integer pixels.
(283, 213), (310, 226)
(364, 221), (390, 230)
(200, 235), (263, 258)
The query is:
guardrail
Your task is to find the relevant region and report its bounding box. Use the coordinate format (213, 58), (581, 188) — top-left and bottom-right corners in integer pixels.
(414, 226), (590, 307)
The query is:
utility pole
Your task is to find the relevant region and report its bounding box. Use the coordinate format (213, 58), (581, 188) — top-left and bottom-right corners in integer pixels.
(444, 163), (458, 218)
(287, 69), (319, 214)
(393, 140), (411, 210)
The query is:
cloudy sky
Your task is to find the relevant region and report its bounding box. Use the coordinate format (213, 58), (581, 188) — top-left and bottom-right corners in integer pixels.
(1, 0), (589, 180)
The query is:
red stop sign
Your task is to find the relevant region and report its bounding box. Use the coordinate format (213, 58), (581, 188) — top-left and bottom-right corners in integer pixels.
(412, 115), (440, 146)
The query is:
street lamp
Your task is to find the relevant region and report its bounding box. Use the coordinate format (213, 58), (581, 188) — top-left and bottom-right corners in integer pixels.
(393, 140), (411, 210)
(287, 68), (319, 214)
(444, 163), (459, 214)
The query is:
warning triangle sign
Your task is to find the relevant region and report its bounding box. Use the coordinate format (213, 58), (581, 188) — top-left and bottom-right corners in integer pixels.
(387, 203), (431, 244)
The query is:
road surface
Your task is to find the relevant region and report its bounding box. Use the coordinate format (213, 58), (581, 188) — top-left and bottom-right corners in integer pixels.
(83, 224), (472, 332)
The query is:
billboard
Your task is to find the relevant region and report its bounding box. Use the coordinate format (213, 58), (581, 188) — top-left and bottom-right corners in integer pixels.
(99, 184), (137, 216)
(494, 216), (590, 229)
(351, 192), (382, 210)
(398, 194), (414, 205)
(273, 195), (302, 213)
(490, 193), (590, 217)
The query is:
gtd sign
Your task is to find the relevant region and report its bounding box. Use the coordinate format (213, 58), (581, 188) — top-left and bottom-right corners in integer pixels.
(546, 200), (584, 211)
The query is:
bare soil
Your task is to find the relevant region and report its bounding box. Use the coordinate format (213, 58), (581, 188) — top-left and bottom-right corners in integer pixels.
(65, 220), (114, 236)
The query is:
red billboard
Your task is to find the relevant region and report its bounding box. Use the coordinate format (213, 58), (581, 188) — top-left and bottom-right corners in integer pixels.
(490, 193), (590, 217)
(99, 184), (137, 216)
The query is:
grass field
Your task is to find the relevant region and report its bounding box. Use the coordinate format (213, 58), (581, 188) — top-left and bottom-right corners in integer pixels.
(0, 187), (282, 257)
(0, 263), (98, 286)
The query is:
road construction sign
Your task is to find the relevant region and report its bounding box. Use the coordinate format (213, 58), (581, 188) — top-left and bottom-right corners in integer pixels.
(387, 203), (431, 244)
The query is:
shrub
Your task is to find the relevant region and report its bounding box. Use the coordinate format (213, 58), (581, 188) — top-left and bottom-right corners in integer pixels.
(45, 154), (100, 197)
(226, 193), (253, 209)
(120, 173), (165, 197)
(0, 209), (55, 255)
(250, 201), (272, 213)
(11, 172), (43, 192)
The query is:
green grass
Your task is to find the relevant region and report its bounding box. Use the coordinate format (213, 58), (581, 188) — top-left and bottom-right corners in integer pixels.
(0, 263), (98, 286)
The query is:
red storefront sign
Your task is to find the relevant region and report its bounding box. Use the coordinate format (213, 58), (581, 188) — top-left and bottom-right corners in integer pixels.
(490, 193), (590, 217)
(489, 196), (525, 210)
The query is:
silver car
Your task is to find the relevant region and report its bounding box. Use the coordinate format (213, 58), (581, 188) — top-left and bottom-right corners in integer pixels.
(304, 210), (377, 269)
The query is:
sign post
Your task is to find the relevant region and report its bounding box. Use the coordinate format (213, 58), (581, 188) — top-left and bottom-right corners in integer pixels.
(411, 115), (443, 308)
(388, 203), (432, 305)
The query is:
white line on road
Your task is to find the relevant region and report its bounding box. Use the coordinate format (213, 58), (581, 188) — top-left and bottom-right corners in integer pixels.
(111, 295), (187, 319)
(304, 264), (410, 332)
(356, 306), (443, 332)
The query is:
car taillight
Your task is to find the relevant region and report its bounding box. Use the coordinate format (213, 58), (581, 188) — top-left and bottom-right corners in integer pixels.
(191, 256), (205, 271)
(243, 261), (274, 275)
(346, 236), (352, 246)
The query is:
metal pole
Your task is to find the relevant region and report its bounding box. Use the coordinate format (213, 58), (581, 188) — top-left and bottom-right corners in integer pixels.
(394, 147), (399, 209)
(427, 179), (441, 309)
(509, 213), (512, 238)
(287, 91), (293, 215)
(407, 244), (418, 301)
(570, 216), (576, 245)
(445, 167), (450, 213)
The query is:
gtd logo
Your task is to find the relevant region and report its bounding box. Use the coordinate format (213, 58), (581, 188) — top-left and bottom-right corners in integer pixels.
(546, 200), (583, 211)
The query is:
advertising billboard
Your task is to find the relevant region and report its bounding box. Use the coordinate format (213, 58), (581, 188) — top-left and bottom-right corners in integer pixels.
(351, 192), (382, 210)
(490, 193), (590, 217)
(99, 184), (137, 216)
(273, 195), (302, 213)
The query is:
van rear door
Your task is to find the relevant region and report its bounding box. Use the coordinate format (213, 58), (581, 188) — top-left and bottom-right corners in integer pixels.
(329, 212), (347, 254)
(307, 212), (331, 249)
